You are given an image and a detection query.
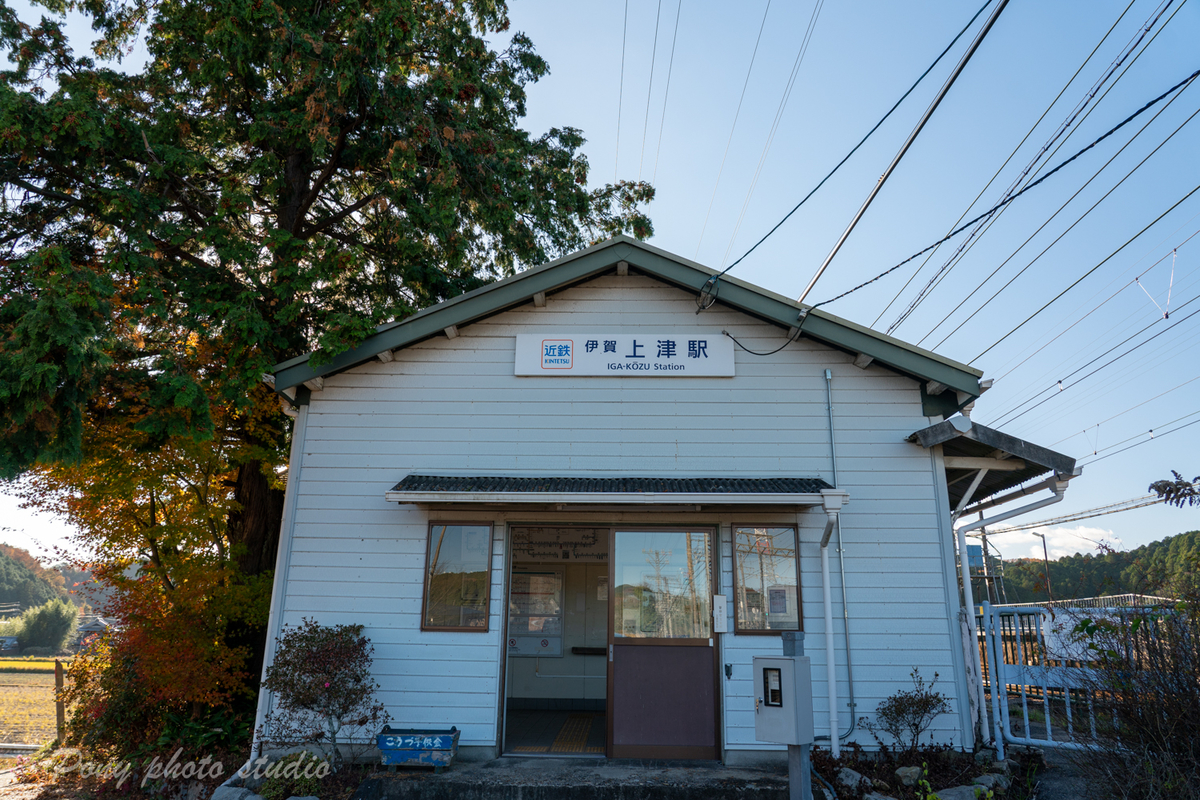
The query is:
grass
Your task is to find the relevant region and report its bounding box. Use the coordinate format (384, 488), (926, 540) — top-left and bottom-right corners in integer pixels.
(0, 670), (58, 745)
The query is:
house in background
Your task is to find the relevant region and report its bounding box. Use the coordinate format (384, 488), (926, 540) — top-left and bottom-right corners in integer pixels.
(257, 236), (1078, 762)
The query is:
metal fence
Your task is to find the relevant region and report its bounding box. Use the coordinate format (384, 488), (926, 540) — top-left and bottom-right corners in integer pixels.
(976, 602), (1102, 759)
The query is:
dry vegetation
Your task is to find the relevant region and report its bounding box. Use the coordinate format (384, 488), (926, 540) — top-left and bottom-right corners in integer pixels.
(0, 669), (57, 745)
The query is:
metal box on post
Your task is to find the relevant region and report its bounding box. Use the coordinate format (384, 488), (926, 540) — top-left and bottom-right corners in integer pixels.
(752, 655), (814, 746)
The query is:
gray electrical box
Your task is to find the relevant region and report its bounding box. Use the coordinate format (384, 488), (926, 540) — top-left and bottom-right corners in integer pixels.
(752, 655), (815, 746)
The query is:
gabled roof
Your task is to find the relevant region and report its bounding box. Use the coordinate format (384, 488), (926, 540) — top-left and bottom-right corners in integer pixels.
(273, 236), (984, 410)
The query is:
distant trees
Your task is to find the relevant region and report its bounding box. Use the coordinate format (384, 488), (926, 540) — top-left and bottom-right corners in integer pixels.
(0, 597), (78, 652)
(0, 546), (65, 608)
(1003, 530), (1200, 602)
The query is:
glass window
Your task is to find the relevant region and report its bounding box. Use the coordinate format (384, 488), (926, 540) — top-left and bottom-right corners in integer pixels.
(732, 526), (800, 633)
(613, 530), (712, 639)
(422, 524), (493, 631)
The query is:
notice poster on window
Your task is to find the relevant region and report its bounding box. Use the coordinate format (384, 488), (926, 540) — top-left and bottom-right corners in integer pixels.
(768, 588), (788, 614)
(508, 571), (563, 657)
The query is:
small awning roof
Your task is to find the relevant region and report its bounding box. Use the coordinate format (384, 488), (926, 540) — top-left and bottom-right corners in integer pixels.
(385, 474), (839, 507)
(908, 417), (1077, 509)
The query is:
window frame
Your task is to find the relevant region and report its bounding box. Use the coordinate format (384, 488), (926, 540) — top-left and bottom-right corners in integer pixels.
(420, 521), (495, 633)
(730, 524), (802, 635)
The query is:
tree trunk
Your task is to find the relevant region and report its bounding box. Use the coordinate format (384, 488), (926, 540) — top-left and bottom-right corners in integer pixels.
(228, 460), (284, 577)
(226, 459), (285, 703)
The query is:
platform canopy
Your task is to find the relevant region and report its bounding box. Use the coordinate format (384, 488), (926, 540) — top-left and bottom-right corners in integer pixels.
(908, 417), (1077, 511)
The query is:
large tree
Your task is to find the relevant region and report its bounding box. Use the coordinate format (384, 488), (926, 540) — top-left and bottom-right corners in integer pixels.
(0, 0), (652, 735)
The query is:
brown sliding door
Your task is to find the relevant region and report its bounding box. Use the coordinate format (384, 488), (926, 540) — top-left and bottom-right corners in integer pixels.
(608, 529), (719, 759)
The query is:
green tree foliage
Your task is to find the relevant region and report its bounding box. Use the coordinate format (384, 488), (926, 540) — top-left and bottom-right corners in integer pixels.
(1004, 530), (1200, 602)
(1150, 470), (1199, 508)
(0, 0), (652, 753)
(13, 596), (78, 650)
(0, 546), (63, 608)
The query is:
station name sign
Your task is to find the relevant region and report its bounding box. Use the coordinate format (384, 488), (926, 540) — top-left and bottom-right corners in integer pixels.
(515, 333), (734, 376)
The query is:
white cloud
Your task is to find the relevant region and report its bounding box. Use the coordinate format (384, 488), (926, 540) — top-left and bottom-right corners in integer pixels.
(983, 525), (1122, 562)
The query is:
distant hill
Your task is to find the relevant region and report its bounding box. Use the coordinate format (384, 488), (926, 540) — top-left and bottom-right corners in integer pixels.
(1003, 530), (1200, 603)
(56, 564), (118, 612)
(0, 545), (66, 610)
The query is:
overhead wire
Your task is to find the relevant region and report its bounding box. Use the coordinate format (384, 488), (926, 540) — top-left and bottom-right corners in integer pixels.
(870, 0), (1141, 328)
(693, 0), (994, 311)
(883, 0), (1180, 334)
(720, 0), (825, 269)
(985, 492), (1179, 533)
(888, 0), (1176, 335)
(1014, 327), (1200, 442)
(694, 0), (774, 259)
(989, 242), (1200, 410)
(991, 301), (1200, 428)
(637, 0), (665, 181)
(651, 0), (683, 186)
(810, 75), (1200, 313)
(1079, 414), (1200, 466)
(907, 0), (1192, 341)
(1047, 374), (1200, 449)
(925, 89), (1200, 350)
(989, 215), (1200, 382)
(615, 0), (629, 182)
(971, 179), (1200, 362)
(986, 279), (1200, 425)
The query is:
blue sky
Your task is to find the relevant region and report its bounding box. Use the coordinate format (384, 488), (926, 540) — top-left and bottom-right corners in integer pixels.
(2, 0), (1198, 566)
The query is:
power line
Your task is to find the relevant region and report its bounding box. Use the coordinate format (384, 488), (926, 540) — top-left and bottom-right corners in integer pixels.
(1079, 415), (1200, 466)
(1050, 375), (1200, 447)
(615, 0), (629, 183)
(885, 0), (1184, 334)
(812, 77), (1200, 314)
(926, 92), (1200, 350)
(697, 0), (994, 298)
(720, 0), (825, 269)
(796, 0), (1011, 305)
(990, 218), (1200, 382)
(637, 0), (665, 181)
(694, 0), (773, 259)
(986, 492), (1176, 533)
(971, 179), (1200, 362)
(870, 0), (1141, 329)
(989, 296), (1200, 428)
(651, 0), (683, 186)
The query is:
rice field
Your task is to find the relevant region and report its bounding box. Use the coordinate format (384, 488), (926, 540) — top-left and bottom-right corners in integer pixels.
(0, 661), (60, 745)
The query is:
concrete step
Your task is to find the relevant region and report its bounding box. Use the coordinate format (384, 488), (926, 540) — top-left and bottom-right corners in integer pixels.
(351, 757), (828, 800)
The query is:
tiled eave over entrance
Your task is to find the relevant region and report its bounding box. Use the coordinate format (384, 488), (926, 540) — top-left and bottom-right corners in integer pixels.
(385, 474), (848, 514)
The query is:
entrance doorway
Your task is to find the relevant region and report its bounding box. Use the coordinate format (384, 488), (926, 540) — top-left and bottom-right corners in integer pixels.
(503, 527), (608, 755)
(502, 525), (719, 759)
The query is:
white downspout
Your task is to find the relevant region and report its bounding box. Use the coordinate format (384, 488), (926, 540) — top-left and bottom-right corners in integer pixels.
(952, 469), (989, 743)
(818, 492), (843, 757)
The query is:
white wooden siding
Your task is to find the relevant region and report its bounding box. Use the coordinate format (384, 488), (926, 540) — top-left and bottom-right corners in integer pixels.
(276, 274), (965, 750)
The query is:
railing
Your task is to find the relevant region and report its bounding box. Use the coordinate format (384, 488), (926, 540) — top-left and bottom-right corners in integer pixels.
(976, 602), (1102, 758)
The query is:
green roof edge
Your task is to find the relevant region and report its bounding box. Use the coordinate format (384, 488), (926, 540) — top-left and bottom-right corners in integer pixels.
(273, 236), (983, 400)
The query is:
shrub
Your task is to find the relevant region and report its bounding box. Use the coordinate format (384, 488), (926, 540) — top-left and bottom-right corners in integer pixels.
(9, 598), (78, 651)
(261, 619), (389, 768)
(859, 668), (952, 753)
(258, 752), (331, 800)
(1068, 603), (1200, 800)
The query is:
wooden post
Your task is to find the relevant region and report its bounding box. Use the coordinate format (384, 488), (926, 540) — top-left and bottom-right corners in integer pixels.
(55, 659), (65, 742)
